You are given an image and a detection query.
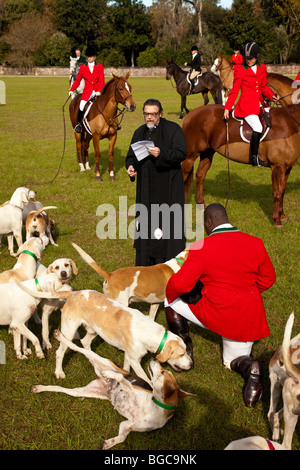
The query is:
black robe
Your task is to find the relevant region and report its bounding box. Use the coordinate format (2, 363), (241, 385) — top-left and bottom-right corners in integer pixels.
(126, 118), (187, 266)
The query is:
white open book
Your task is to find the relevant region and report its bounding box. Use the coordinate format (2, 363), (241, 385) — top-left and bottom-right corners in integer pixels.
(130, 140), (155, 161)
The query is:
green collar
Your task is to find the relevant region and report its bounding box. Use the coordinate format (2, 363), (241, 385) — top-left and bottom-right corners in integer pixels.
(175, 257), (184, 266)
(210, 226), (239, 236)
(35, 277), (43, 292)
(157, 331), (168, 353)
(21, 250), (38, 262)
(152, 396), (176, 411)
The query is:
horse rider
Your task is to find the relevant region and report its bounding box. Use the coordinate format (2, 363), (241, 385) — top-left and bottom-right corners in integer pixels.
(230, 45), (243, 69)
(184, 45), (202, 94)
(224, 42), (279, 167)
(69, 45), (105, 133)
(73, 46), (87, 66)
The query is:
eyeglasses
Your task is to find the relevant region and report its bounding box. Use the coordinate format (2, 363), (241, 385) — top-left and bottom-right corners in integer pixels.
(143, 112), (159, 117)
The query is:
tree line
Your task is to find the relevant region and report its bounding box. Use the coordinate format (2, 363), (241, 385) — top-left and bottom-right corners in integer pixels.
(0, 0), (299, 71)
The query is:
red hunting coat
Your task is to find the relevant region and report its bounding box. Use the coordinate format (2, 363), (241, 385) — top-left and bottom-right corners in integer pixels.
(166, 227), (276, 342)
(69, 62), (105, 101)
(230, 53), (243, 67)
(225, 62), (275, 117)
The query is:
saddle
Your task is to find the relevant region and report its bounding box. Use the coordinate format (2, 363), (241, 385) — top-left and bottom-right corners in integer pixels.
(187, 72), (202, 93)
(232, 108), (271, 143)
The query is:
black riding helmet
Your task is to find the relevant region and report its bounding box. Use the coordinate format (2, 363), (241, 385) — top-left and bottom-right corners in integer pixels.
(85, 45), (97, 57)
(244, 42), (260, 59)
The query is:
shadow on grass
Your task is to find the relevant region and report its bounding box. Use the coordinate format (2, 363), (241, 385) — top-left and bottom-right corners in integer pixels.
(189, 169), (299, 225)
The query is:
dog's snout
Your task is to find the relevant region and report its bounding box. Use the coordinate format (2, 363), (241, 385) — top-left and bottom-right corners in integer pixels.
(60, 270), (67, 278)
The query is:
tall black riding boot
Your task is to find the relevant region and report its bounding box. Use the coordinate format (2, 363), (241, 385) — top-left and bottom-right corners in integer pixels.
(230, 355), (263, 407)
(249, 131), (267, 167)
(165, 306), (194, 366)
(74, 109), (84, 133)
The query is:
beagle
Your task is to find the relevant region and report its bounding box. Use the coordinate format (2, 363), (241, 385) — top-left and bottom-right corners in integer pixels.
(31, 330), (194, 449)
(25, 206), (57, 247)
(0, 273), (70, 359)
(267, 313), (300, 450)
(0, 187), (36, 256)
(72, 243), (189, 320)
(16, 286), (194, 384)
(0, 237), (44, 283)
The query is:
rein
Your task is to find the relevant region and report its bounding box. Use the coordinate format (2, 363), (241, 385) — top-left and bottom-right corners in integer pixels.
(224, 118), (231, 208)
(93, 80), (130, 130)
(216, 59), (233, 85)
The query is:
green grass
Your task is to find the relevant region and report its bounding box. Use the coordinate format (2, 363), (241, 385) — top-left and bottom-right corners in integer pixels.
(0, 75), (299, 451)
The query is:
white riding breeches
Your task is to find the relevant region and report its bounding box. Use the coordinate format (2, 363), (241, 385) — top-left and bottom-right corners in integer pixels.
(79, 90), (96, 111)
(164, 297), (254, 369)
(244, 114), (263, 133)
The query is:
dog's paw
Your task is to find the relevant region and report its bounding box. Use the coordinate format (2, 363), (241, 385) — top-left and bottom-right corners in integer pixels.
(31, 385), (42, 393)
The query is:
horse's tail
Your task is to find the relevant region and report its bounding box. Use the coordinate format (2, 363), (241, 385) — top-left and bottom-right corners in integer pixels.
(72, 243), (111, 280)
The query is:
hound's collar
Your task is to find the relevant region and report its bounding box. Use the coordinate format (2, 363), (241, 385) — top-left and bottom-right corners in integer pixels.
(35, 277), (43, 292)
(21, 250), (38, 262)
(157, 331), (168, 353)
(175, 257), (184, 266)
(152, 396), (176, 410)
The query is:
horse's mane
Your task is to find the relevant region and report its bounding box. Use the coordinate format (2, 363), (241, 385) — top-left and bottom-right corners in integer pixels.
(168, 60), (188, 74)
(101, 78), (115, 94)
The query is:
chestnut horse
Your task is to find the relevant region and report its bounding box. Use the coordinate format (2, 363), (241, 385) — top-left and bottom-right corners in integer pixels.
(165, 60), (222, 119)
(69, 73), (136, 181)
(181, 104), (300, 228)
(211, 55), (300, 106)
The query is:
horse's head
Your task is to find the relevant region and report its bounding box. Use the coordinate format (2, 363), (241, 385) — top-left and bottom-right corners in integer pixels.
(211, 56), (222, 73)
(166, 60), (174, 80)
(69, 57), (79, 75)
(112, 73), (136, 112)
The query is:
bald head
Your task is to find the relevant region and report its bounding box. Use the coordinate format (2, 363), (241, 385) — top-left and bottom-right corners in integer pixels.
(204, 203), (229, 235)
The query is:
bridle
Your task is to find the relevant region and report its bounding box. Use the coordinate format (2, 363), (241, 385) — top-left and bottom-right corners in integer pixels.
(94, 78), (133, 130)
(214, 57), (233, 84)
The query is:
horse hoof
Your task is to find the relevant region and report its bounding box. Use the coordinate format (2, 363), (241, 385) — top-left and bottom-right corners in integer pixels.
(96, 176), (103, 182)
(274, 224), (283, 229)
(110, 176), (116, 181)
(281, 217), (288, 223)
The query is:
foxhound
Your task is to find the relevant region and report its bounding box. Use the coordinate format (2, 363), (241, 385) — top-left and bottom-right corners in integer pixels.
(31, 330), (195, 449)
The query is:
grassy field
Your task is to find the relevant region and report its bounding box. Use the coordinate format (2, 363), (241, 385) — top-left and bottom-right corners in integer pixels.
(0, 74), (299, 451)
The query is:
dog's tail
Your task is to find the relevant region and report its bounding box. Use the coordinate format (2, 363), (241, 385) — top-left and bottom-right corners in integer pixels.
(72, 243), (111, 280)
(282, 312), (300, 381)
(15, 280), (71, 300)
(29, 206), (57, 218)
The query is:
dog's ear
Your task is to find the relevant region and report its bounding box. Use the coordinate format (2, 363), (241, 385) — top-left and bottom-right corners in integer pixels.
(156, 342), (173, 363)
(69, 259), (78, 275)
(46, 263), (54, 273)
(178, 388), (196, 398)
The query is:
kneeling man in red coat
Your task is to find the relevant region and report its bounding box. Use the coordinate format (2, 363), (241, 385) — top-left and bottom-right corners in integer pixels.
(165, 203), (276, 407)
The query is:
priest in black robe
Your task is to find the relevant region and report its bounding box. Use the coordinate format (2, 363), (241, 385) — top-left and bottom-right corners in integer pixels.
(126, 99), (187, 266)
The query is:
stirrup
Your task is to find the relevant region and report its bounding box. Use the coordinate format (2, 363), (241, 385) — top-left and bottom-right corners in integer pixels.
(250, 155), (267, 167)
(74, 123), (82, 133)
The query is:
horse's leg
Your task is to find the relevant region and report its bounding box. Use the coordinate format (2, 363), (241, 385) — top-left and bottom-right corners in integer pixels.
(280, 167), (292, 222)
(202, 92), (209, 105)
(92, 133), (102, 181)
(182, 157), (195, 201)
(195, 149), (214, 205)
(180, 95), (189, 119)
(271, 163), (290, 228)
(107, 132), (117, 181)
(84, 135), (92, 171)
(75, 133), (85, 173)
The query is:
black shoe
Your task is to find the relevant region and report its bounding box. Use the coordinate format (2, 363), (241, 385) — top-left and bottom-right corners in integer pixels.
(165, 306), (194, 366)
(250, 154), (267, 167)
(249, 131), (267, 166)
(230, 355), (263, 407)
(74, 109), (84, 133)
(74, 122), (82, 133)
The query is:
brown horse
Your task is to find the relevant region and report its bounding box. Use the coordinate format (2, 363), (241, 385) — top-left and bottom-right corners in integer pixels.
(181, 104), (300, 228)
(165, 60), (222, 119)
(69, 73), (136, 181)
(211, 55), (300, 106)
